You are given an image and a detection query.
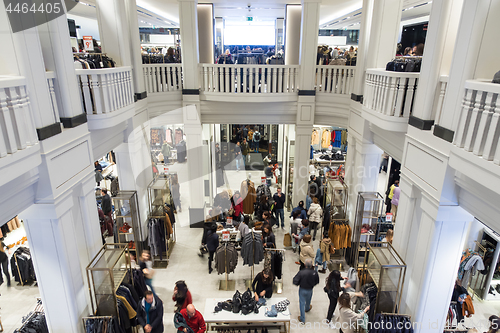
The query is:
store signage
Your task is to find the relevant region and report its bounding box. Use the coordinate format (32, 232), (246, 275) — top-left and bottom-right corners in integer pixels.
(386, 213), (393, 222)
(222, 230), (230, 242)
(226, 217), (233, 226)
(83, 36), (94, 51)
(261, 177), (266, 184)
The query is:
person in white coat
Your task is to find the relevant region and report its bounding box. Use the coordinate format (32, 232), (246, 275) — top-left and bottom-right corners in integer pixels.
(307, 197), (323, 241)
(335, 292), (369, 333)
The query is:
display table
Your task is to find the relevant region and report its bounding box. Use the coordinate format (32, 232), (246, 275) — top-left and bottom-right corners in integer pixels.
(204, 297), (291, 333)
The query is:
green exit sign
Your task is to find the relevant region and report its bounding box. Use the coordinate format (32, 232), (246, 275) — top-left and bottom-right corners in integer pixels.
(247, 17), (253, 21)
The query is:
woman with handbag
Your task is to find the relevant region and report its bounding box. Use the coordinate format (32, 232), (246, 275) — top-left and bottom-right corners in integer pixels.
(324, 270), (341, 323)
(308, 197), (323, 241)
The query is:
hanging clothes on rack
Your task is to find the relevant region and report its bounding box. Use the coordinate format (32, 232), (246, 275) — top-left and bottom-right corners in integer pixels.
(311, 129), (320, 145)
(215, 242), (238, 274)
(328, 222), (351, 250)
(264, 250), (284, 280)
(240, 179), (257, 214)
(458, 249), (484, 287)
(148, 218), (167, 260)
(369, 313), (413, 333)
(241, 232), (264, 266)
(11, 247), (36, 285)
(321, 129), (331, 148)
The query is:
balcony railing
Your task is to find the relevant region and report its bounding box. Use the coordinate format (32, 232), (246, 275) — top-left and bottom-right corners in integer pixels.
(315, 66), (355, 95)
(454, 80), (500, 165)
(143, 64), (183, 94)
(76, 66), (134, 115)
(434, 75), (449, 125)
(363, 69), (419, 118)
(46, 71), (60, 123)
(200, 64), (299, 94)
(0, 76), (38, 158)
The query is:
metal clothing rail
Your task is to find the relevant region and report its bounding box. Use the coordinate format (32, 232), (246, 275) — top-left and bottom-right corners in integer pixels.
(17, 299), (44, 331)
(81, 316), (113, 333)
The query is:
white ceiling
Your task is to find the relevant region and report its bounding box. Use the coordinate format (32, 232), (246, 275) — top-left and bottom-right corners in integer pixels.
(67, 0), (432, 30)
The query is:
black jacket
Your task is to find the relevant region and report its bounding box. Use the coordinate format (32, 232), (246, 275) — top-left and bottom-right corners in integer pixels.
(101, 194), (112, 215)
(293, 268), (319, 290)
(263, 232), (276, 249)
(137, 296), (164, 333)
(273, 193), (285, 210)
(207, 231), (220, 252)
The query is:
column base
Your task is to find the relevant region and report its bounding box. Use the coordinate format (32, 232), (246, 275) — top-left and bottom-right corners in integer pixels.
(408, 115), (434, 131)
(135, 91), (147, 101)
(298, 90), (316, 96)
(433, 124), (454, 143)
(60, 113), (87, 129)
(37, 122), (62, 141)
(351, 93), (363, 102)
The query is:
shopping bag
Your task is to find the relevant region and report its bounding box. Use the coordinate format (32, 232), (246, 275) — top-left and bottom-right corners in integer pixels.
(283, 233), (292, 247)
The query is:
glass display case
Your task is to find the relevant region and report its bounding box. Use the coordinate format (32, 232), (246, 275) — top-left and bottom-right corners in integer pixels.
(351, 192), (384, 268)
(113, 191), (142, 257)
(86, 244), (132, 317)
(362, 241), (407, 315)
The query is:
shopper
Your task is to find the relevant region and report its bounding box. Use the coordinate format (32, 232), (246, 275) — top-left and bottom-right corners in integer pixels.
(0, 241), (10, 287)
(292, 259), (319, 324)
(247, 127), (254, 151)
(324, 270), (342, 323)
(291, 201), (307, 220)
(318, 235), (332, 274)
(101, 188), (112, 216)
(256, 195), (270, 220)
(308, 197), (323, 241)
(253, 127), (261, 152)
(235, 141), (243, 171)
(179, 304), (206, 333)
(137, 290), (164, 333)
(230, 191), (243, 222)
(173, 280), (193, 312)
(383, 229), (394, 244)
(336, 293), (369, 333)
(265, 163), (274, 187)
(273, 187), (286, 229)
(263, 154), (272, 165)
(262, 225), (276, 249)
(391, 186), (401, 222)
(252, 268), (274, 303)
(206, 224), (219, 274)
(172, 176), (182, 213)
(139, 250), (156, 295)
(290, 211), (302, 253)
(241, 138), (249, 166)
(94, 161), (103, 186)
(292, 219), (310, 257)
(299, 235), (315, 269)
(385, 180), (399, 214)
(238, 215), (250, 239)
(306, 194), (313, 210)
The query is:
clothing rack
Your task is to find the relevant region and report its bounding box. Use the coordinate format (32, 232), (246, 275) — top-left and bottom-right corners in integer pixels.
(245, 232), (257, 289)
(81, 316), (113, 332)
(265, 248), (286, 294)
(16, 298), (45, 332)
(219, 241), (235, 291)
(14, 253), (24, 286)
(469, 240), (487, 299)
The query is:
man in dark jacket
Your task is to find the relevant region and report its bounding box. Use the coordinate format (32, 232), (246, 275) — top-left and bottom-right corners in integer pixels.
(291, 201), (307, 220)
(137, 291), (164, 333)
(241, 138), (250, 167)
(264, 163), (273, 186)
(272, 187), (286, 229)
(206, 225), (219, 274)
(101, 188), (112, 215)
(293, 259), (319, 324)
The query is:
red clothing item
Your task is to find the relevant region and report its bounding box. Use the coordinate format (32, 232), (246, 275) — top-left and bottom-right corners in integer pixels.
(179, 308), (206, 333)
(172, 290), (192, 310)
(232, 198), (243, 217)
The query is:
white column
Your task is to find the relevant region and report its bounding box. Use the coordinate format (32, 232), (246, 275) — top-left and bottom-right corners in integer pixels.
(37, 1), (84, 122)
(23, 174), (101, 333)
(95, 0), (132, 67)
(293, 98), (315, 205)
(4, 6), (58, 130)
(198, 4), (214, 64)
(351, 0), (374, 98)
(364, 0), (403, 69)
(437, 0), (491, 136)
(285, 5), (302, 66)
(179, 0), (200, 90)
(298, 0), (320, 90)
(125, 0), (147, 97)
(411, 0), (464, 123)
(0, 6), (21, 76)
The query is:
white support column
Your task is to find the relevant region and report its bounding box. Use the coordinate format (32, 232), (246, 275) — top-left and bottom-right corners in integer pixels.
(125, 0), (147, 97)
(285, 4), (302, 66)
(293, 98), (315, 205)
(198, 4), (214, 64)
(23, 173), (101, 333)
(351, 0), (374, 99)
(4, 6), (58, 131)
(298, 0), (320, 90)
(179, 0), (200, 90)
(410, 0), (464, 124)
(37, 1), (84, 123)
(437, 0), (491, 137)
(96, 0), (132, 67)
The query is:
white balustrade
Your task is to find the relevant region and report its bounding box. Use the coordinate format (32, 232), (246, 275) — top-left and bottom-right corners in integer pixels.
(454, 80), (500, 165)
(315, 66), (355, 95)
(76, 66), (134, 115)
(363, 69), (420, 118)
(200, 64), (299, 94)
(45, 71), (60, 124)
(143, 64), (183, 94)
(0, 76), (38, 158)
(434, 75), (449, 125)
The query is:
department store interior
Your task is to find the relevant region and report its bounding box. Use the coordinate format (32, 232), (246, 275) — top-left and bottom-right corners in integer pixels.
(1, 0), (500, 333)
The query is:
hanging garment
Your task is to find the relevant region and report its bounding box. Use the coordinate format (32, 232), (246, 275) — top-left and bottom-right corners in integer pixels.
(148, 218), (166, 260)
(321, 130), (331, 148)
(175, 128), (184, 145)
(240, 180), (257, 214)
(311, 129), (320, 145)
(241, 232), (264, 266)
(176, 141), (187, 163)
(215, 242), (238, 274)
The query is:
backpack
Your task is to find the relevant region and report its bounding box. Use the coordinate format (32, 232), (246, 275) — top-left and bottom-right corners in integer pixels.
(254, 132), (261, 141)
